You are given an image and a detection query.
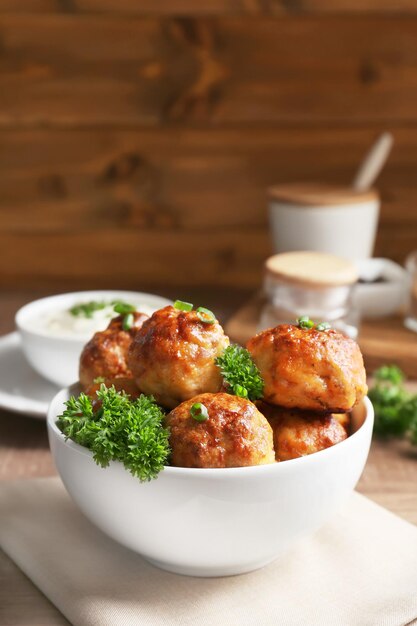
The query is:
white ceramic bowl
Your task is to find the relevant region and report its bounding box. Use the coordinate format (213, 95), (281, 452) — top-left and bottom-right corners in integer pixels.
(353, 258), (408, 318)
(16, 291), (171, 387)
(48, 387), (374, 577)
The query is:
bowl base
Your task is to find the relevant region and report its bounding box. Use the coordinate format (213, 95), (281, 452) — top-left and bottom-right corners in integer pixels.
(145, 555), (279, 578)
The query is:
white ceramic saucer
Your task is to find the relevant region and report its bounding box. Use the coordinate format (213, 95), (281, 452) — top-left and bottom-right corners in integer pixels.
(0, 332), (59, 419)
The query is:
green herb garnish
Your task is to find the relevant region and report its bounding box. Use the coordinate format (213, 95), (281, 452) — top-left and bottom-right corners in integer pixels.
(122, 313), (134, 331)
(316, 322), (331, 331)
(112, 301), (136, 315)
(234, 384), (248, 398)
(173, 301), (216, 325)
(56, 385), (170, 482)
(196, 307), (216, 324)
(112, 301), (137, 331)
(296, 317), (331, 331)
(70, 301), (107, 318)
(296, 316), (315, 329)
(216, 344), (264, 401)
(190, 402), (209, 422)
(369, 365), (417, 442)
(70, 299), (136, 319)
(174, 300), (193, 312)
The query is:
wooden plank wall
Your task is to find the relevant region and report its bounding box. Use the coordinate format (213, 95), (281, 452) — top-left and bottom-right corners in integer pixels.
(0, 2), (416, 291)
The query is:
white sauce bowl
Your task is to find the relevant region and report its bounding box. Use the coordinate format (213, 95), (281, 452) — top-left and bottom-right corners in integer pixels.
(16, 291), (172, 387)
(48, 387), (374, 577)
(353, 258), (409, 318)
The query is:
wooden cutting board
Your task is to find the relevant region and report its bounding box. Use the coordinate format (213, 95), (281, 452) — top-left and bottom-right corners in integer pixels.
(225, 293), (417, 379)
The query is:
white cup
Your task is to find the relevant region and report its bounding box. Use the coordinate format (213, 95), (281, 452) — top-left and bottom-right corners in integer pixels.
(268, 183), (380, 261)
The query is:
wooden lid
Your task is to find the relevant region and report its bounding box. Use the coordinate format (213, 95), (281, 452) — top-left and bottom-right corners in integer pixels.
(268, 183), (378, 206)
(265, 252), (359, 287)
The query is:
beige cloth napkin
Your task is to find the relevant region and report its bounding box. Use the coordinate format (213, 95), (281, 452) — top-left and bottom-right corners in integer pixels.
(0, 478), (417, 626)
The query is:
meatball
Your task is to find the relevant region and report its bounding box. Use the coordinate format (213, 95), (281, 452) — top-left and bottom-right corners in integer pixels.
(259, 403), (347, 462)
(247, 324), (367, 412)
(128, 306), (229, 409)
(79, 312), (149, 390)
(84, 376), (141, 401)
(165, 392), (275, 468)
(333, 412), (351, 434)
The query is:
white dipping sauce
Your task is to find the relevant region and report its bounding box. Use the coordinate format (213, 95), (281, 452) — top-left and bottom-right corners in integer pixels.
(32, 301), (156, 339)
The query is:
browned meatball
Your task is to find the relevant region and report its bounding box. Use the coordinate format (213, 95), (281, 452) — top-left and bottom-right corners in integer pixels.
(333, 412), (351, 434)
(165, 392), (275, 468)
(84, 376), (141, 401)
(247, 324), (367, 412)
(79, 312), (149, 391)
(128, 306), (229, 409)
(258, 403), (347, 462)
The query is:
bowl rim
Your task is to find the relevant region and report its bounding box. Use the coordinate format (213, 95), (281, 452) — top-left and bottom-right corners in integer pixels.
(47, 386), (374, 478)
(15, 290), (172, 341)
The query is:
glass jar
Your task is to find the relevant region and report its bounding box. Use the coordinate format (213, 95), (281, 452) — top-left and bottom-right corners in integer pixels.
(259, 252), (360, 339)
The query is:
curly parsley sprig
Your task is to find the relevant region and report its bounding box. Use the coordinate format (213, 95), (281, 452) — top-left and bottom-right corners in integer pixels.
(57, 385), (170, 481)
(369, 365), (417, 443)
(215, 344), (264, 401)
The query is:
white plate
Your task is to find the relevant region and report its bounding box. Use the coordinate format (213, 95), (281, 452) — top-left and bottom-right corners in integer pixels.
(0, 332), (59, 418)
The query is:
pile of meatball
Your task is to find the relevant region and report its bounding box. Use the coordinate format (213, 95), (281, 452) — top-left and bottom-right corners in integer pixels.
(79, 304), (367, 468)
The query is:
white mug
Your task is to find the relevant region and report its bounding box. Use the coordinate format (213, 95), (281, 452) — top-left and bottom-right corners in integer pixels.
(268, 183), (380, 261)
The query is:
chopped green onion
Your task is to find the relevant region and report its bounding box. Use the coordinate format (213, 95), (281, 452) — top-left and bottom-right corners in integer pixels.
(113, 301), (136, 315)
(70, 301), (107, 318)
(296, 316), (315, 329)
(174, 300), (193, 312)
(196, 307), (216, 324)
(122, 313), (134, 330)
(93, 376), (106, 384)
(316, 322), (331, 331)
(190, 402), (209, 422)
(234, 384), (248, 398)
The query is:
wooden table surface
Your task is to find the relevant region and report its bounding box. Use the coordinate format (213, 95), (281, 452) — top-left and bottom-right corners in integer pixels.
(1, 290), (417, 626)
